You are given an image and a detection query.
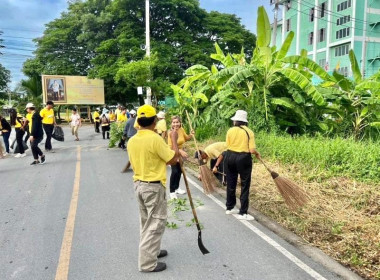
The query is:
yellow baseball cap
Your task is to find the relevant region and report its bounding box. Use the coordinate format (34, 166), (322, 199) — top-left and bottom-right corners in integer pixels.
(137, 104), (156, 119)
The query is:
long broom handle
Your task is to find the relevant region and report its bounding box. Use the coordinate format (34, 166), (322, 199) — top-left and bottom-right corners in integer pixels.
(257, 157), (273, 173)
(185, 110), (201, 156)
(179, 160), (202, 233)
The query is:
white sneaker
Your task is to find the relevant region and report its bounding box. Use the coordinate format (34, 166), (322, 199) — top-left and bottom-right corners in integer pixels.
(225, 209), (239, 215)
(237, 214), (255, 221)
(175, 188), (186, 195)
(169, 192), (178, 200)
(20, 153), (26, 158)
(3, 152), (9, 157)
(14, 153), (21, 158)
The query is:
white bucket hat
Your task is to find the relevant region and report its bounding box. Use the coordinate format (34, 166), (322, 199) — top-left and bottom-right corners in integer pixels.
(157, 111), (165, 119)
(130, 109), (136, 115)
(25, 102), (35, 109)
(231, 110), (248, 123)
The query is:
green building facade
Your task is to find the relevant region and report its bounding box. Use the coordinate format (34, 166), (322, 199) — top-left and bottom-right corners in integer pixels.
(272, 0), (380, 78)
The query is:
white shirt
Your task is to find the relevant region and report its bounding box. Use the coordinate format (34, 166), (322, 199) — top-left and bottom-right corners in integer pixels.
(70, 114), (81, 126)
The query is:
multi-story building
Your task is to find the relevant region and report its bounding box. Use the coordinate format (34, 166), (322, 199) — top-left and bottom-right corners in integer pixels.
(271, 0), (380, 78)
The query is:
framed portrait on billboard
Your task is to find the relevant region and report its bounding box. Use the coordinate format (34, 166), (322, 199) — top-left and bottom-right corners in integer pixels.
(43, 77), (67, 103)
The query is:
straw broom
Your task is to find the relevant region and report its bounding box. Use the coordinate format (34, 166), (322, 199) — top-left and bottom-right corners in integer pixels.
(185, 111), (218, 194)
(258, 158), (308, 210)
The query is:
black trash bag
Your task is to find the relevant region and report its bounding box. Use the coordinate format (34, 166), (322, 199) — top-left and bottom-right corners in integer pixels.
(52, 126), (64, 142)
(14, 141), (29, 153)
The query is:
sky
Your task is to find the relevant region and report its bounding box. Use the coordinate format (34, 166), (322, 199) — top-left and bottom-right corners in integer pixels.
(0, 0), (273, 90)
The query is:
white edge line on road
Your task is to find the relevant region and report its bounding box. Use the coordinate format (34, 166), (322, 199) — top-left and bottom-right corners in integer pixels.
(186, 177), (328, 280)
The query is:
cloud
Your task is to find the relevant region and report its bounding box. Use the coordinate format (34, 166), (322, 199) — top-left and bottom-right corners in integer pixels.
(0, 0), (68, 90)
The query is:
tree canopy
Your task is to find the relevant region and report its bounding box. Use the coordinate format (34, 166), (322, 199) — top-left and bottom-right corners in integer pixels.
(22, 0), (256, 104)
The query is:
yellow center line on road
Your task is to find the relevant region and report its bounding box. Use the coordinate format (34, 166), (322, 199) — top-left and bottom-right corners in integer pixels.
(55, 146), (81, 280)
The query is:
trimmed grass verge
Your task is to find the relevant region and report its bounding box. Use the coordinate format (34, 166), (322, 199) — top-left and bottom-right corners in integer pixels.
(186, 133), (380, 280)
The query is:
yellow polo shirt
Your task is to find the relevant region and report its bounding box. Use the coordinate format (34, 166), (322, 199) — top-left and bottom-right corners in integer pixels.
(117, 114), (127, 122)
(26, 112), (33, 133)
(168, 127), (189, 149)
(40, 108), (55, 124)
(155, 119), (167, 134)
(204, 142), (227, 160)
(127, 129), (175, 186)
(15, 114), (23, 128)
(226, 126), (255, 153)
(93, 111), (100, 122)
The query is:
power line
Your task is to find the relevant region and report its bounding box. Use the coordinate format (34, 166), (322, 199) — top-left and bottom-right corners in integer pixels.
(286, 0), (380, 34)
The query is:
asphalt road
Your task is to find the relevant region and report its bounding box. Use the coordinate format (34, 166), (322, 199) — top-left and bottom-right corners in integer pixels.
(0, 125), (341, 280)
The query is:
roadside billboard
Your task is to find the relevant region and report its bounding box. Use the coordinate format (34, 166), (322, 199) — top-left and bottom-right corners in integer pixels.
(42, 75), (105, 105)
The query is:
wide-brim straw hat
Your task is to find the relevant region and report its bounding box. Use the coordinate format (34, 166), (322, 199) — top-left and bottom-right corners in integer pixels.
(157, 111), (166, 118)
(231, 110), (248, 123)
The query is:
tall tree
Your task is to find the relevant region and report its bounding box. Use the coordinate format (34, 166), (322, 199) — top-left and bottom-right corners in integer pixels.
(23, 0), (256, 104)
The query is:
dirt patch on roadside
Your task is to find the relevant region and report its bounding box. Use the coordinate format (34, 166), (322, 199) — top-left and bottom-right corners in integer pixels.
(186, 142), (380, 280)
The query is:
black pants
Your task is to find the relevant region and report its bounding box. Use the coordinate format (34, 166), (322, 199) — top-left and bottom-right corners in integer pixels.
(225, 151), (252, 215)
(43, 124), (54, 150)
(170, 163), (182, 193)
(102, 125), (110, 139)
(95, 121), (100, 133)
(119, 138), (126, 149)
(15, 128), (25, 154)
(31, 137), (43, 160)
(24, 129), (30, 143)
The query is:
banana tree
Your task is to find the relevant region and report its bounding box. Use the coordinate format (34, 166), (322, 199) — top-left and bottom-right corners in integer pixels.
(328, 50), (380, 140)
(210, 6), (332, 127)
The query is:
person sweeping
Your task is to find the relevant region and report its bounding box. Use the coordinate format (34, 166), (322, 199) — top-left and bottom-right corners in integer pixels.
(127, 105), (180, 273)
(225, 110), (260, 220)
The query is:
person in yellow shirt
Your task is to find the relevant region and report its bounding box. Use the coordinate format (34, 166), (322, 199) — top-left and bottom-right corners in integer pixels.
(127, 104), (179, 273)
(167, 115), (194, 199)
(115, 104), (121, 120)
(224, 110), (260, 221)
(93, 108), (101, 133)
(14, 110), (27, 158)
(40, 101), (56, 151)
(195, 142), (227, 184)
(109, 110), (116, 122)
(117, 107), (128, 149)
(155, 111), (167, 139)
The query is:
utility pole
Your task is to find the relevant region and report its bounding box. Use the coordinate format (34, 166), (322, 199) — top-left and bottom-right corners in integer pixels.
(272, 0), (280, 46)
(145, 0), (152, 105)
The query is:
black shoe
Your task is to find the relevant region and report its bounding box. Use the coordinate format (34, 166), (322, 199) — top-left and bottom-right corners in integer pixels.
(30, 160), (40, 165)
(151, 262), (166, 272)
(40, 155), (46, 164)
(157, 250), (168, 258)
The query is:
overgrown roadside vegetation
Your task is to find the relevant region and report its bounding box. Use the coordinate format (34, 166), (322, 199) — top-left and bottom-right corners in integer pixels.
(186, 134), (380, 280)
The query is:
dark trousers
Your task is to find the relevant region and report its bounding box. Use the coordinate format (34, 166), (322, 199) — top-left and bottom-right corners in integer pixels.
(170, 163), (182, 193)
(31, 137), (43, 160)
(225, 151), (252, 215)
(102, 125), (110, 139)
(2, 131), (10, 153)
(95, 122), (100, 133)
(24, 129), (30, 143)
(119, 138), (126, 149)
(43, 124), (54, 150)
(16, 128), (25, 154)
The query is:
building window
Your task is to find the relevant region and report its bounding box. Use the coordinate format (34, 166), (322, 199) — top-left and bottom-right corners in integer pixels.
(320, 2), (327, 18)
(337, 66), (349, 77)
(319, 28), (326, 42)
(286, 19), (291, 32)
(336, 27), (350, 39)
(337, 15), (351, 26)
(319, 59), (326, 68)
(286, 0), (291, 11)
(308, 32), (314, 45)
(334, 44), (350, 57)
(337, 0), (352, 12)
(309, 8), (314, 22)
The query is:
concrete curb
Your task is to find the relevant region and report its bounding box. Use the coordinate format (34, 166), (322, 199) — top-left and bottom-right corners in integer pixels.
(185, 167), (363, 280)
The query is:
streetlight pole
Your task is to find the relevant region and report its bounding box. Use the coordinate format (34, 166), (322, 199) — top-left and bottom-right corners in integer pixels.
(145, 0), (152, 105)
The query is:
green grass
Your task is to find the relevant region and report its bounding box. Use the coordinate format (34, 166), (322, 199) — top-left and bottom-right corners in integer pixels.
(255, 132), (380, 183)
